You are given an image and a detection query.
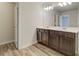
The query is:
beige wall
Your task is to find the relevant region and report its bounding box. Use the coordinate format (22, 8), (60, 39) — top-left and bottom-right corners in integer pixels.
(0, 3), (15, 44)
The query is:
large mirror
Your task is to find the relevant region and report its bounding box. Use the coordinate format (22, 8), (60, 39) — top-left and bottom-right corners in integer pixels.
(43, 2), (79, 27)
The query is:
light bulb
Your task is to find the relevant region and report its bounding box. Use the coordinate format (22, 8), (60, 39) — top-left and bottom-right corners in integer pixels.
(58, 3), (63, 7)
(67, 2), (72, 5)
(63, 2), (67, 6)
(44, 7), (49, 11)
(48, 6), (54, 10)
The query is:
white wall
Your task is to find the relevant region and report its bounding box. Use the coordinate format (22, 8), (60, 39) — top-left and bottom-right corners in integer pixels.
(0, 3), (15, 45)
(18, 2), (43, 49)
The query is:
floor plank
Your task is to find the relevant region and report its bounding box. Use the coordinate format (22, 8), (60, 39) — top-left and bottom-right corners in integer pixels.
(0, 42), (63, 56)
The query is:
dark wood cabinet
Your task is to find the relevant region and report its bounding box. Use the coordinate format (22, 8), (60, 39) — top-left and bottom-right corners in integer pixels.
(37, 28), (75, 56)
(49, 30), (59, 50)
(37, 28), (48, 45)
(59, 32), (75, 55)
(41, 30), (48, 45)
(37, 29), (42, 43)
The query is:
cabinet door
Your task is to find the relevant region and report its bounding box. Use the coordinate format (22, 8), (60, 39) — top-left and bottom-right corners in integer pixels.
(59, 37), (75, 55)
(37, 29), (42, 43)
(41, 30), (48, 45)
(49, 31), (59, 50)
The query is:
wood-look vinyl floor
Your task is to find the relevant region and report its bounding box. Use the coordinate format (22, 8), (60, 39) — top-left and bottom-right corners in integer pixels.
(0, 42), (63, 56)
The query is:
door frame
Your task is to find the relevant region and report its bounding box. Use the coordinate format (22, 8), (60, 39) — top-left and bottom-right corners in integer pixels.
(15, 2), (19, 49)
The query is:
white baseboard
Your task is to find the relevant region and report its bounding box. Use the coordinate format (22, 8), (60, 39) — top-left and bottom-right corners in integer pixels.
(18, 41), (37, 49)
(0, 40), (14, 46)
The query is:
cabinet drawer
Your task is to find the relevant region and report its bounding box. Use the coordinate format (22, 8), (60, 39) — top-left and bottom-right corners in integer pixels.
(39, 29), (44, 32)
(44, 30), (48, 32)
(64, 32), (75, 38)
(54, 31), (62, 36)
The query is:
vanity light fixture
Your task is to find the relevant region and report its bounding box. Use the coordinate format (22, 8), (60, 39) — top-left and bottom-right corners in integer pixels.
(44, 2), (72, 11)
(58, 2), (72, 7)
(44, 6), (54, 11)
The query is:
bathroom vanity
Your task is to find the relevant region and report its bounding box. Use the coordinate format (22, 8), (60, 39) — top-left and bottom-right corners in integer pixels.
(37, 27), (79, 56)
